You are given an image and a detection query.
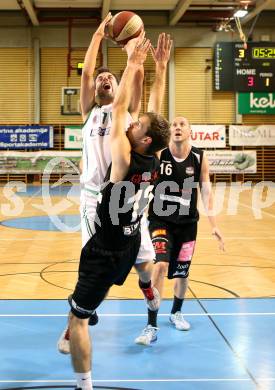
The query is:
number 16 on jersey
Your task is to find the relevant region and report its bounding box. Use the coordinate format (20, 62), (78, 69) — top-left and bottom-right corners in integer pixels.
(160, 162), (172, 176)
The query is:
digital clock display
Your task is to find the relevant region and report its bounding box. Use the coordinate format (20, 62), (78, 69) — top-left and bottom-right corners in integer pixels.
(252, 47), (275, 59)
(214, 42), (275, 92)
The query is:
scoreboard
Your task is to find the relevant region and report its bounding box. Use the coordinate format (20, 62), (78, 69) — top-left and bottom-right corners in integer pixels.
(214, 42), (275, 91)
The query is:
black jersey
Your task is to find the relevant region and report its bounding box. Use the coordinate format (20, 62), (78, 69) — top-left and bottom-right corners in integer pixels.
(95, 151), (159, 250)
(149, 146), (203, 225)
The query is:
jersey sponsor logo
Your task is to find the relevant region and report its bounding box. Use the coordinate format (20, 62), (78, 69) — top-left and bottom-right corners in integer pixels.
(131, 170), (158, 185)
(98, 127), (110, 136)
(178, 240), (195, 262)
(90, 127), (111, 137)
(152, 229), (167, 238)
(186, 166), (194, 175)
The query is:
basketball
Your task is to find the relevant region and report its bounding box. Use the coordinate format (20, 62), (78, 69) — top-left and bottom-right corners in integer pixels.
(107, 11), (144, 45)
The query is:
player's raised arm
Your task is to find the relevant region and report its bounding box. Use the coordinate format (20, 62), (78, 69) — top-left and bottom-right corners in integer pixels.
(148, 33), (172, 114)
(128, 65), (144, 120)
(110, 33), (151, 183)
(80, 12), (112, 122)
(199, 155), (225, 251)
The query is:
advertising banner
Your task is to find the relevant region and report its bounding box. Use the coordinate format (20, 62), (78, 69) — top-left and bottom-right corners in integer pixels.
(190, 125), (226, 148)
(238, 92), (275, 114)
(0, 126), (53, 149)
(0, 150), (257, 174)
(229, 125), (275, 146)
(0, 151), (81, 174)
(206, 150), (257, 173)
(64, 126), (82, 149)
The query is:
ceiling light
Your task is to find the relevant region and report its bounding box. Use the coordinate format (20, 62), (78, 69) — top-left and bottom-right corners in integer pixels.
(233, 9), (248, 17)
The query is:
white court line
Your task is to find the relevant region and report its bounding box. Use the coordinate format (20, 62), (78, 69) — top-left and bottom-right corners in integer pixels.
(0, 378), (274, 383)
(1, 379), (275, 383)
(0, 312), (275, 317)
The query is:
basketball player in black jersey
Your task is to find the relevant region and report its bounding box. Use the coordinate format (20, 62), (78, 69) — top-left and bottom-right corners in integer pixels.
(57, 14), (172, 354)
(68, 33), (170, 390)
(135, 116), (224, 345)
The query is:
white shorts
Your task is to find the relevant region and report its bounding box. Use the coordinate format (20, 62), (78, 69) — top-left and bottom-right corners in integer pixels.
(81, 200), (154, 264)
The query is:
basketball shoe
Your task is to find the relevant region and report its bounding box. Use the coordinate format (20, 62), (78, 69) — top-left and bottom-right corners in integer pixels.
(135, 325), (158, 345)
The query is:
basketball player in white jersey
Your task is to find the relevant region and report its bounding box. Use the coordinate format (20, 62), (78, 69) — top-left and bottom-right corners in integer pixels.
(57, 13), (172, 353)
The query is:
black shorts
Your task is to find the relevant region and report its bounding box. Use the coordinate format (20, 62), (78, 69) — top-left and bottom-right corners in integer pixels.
(70, 233), (141, 319)
(149, 219), (197, 279)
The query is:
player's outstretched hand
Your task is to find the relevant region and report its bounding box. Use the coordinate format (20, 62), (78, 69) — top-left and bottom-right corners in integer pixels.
(151, 32), (172, 67)
(125, 31), (151, 66)
(212, 227), (225, 252)
(95, 12), (112, 38)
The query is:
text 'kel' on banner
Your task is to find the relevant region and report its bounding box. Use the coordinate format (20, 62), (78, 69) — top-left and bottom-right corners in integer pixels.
(229, 125), (275, 146)
(206, 150), (257, 173)
(0, 126), (53, 149)
(190, 125), (226, 148)
(64, 126), (83, 149)
(0, 151), (81, 174)
(238, 92), (275, 114)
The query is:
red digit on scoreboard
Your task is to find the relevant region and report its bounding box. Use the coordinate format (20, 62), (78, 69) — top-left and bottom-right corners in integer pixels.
(248, 76), (254, 87)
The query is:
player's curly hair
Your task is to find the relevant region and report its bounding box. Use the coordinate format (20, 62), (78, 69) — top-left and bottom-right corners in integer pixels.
(144, 112), (170, 155)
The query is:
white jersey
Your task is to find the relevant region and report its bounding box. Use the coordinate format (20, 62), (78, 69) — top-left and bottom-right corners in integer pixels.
(80, 103), (133, 212)
(80, 103), (155, 263)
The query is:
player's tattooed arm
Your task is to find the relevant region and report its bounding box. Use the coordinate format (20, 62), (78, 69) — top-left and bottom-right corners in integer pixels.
(80, 12), (112, 122)
(148, 33), (172, 114)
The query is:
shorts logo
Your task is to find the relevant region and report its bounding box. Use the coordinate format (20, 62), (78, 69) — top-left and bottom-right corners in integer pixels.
(186, 166), (194, 175)
(173, 261), (191, 277)
(173, 269), (188, 277)
(152, 229), (167, 238)
(178, 240), (195, 262)
(71, 298), (94, 315)
(153, 241), (166, 254)
(123, 221), (140, 236)
(177, 263), (189, 270)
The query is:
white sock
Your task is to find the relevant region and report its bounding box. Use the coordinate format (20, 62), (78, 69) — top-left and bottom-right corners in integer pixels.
(76, 371), (93, 390)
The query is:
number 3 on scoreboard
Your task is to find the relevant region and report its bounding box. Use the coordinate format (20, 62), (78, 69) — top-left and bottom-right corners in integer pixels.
(238, 49), (245, 58)
(248, 76), (254, 87)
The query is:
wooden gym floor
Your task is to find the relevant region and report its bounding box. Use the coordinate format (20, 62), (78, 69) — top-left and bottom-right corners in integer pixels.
(0, 184), (274, 300)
